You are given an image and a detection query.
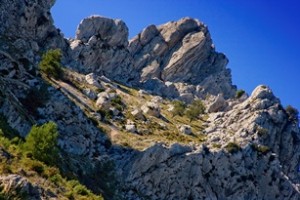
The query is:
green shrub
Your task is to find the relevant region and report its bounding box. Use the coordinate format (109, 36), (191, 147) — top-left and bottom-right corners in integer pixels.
(225, 142), (241, 154)
(236, 89), (245, 99)
(50, 174), (63, 185)
(111, 96), (124, 111)
(24, 122), (59, 165)
(212, 143), (221, 149)
(285, 105), (299, 122)
(96, 88), (105, 93)
(73, 185), (89, 196)
(97, 109), (113, 120)
(185, 100), (205, 121)
(171, 100), (186, 117)
(39, 49), (63, 79)
(29, 160), (45, 175)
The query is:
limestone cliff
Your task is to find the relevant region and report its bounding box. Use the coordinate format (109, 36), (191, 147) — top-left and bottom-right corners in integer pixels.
(70, 16), (236, 100)
(120, 86), (300, 199)
(0, 1), (299, 200)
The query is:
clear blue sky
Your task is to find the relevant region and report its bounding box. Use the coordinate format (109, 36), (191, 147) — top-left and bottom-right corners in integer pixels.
(52, 0), (300, 110)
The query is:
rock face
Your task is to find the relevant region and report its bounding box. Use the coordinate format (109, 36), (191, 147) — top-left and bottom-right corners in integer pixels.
(129, 17), (236, 99)
(0, 174), (55, 199)
(120, 85), (300, 199)
(70, 16), (236, 100)
(1, 1), (300, 199)
(0, 0), (68, 65)
(70, 16), (136, 83)
(0, 0), (108, 161)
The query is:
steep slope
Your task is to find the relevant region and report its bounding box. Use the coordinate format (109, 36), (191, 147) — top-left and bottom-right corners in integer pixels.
(0, 1), (299, 200)
(120, 86), (300, 199)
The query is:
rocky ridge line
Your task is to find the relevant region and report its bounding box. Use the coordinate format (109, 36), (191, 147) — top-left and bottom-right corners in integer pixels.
(0, 1), (299, 199)
(70, 16), (236, 102)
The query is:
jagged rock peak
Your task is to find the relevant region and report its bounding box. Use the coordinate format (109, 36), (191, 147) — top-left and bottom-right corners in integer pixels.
(75, 15), (129, 47)
(129, 17), (236, 98)
(250, 85), (277, 100)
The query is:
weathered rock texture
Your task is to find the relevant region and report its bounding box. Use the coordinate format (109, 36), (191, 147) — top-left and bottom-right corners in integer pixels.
(0, 1), (110, 180)
(0, 174), (56, 199)
(70, 16), (136, 83)
(0, 0), (68, 66)
(120, 85), (300, 199)
(129, 17), (235, 99)
(1, 1), (300, 200)
(69, 16), (236, 100)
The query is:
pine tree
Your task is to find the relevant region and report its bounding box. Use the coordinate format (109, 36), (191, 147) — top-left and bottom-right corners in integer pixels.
(24, 122), (59, 165)
(39, 49), (63, 79)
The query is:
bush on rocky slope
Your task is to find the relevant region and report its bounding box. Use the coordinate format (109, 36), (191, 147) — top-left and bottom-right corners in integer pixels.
(0, 120), (104, 199)
(39, 49), (63, 79)
(185, 99), (206, 121)
(23, 122), (59, 166)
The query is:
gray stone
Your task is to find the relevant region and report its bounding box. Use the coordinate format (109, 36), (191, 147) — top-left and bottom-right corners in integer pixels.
(141, 102), (161, 117)
(70, 16), (136, 83)
(179, 125), (192, 135)
(207, 94), (228, 113)
(85, 73), (102, 88)
(131, 109), (146, 121)
(76, 15), (128, 46)
(125, 124), (137, 133)
(0, 174), (54, 200)
(83, 88), (97, 100)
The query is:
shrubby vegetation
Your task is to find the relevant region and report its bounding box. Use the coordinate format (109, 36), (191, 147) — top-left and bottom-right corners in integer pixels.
(170, 99), (205, 121)
(23, 121), (59, 166)
(39, 49), (63, 79)
(236, 89), (245, 99)
(251, 144), (270, 155)
(0, 119), (103, 199)
(225, 142), (241, 154)
(171, 100), (186, 117)
(185, 100), (206, 121)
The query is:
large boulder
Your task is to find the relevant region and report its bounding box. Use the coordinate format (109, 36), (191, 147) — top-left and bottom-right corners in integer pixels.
(70, 16), (136, 83)
(76, 15), (128, 46)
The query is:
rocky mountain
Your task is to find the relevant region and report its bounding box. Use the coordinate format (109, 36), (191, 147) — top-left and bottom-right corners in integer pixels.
(0, 0), (299, 199)
(69, 15), (236, 101)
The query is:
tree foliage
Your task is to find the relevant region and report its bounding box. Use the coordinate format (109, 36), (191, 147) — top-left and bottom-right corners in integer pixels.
(171, 100), (186, 117)
(185, 100), (205, 121)
(39, 49), (63, 79)
(236, 89), (245, 99)
(24, 122), (59, 165)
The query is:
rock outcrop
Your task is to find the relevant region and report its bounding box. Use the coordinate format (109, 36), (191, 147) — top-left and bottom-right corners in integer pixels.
(1, 1), (299, 199)
(70, 16), (136, 83)
(0, 174), (56, 199)
(0, 0), (108, 159)
(0, 0), (68, 67)
(129, 17), (236, 99)
(69, 16), (236, 100)
(120, 85), (300, 199)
